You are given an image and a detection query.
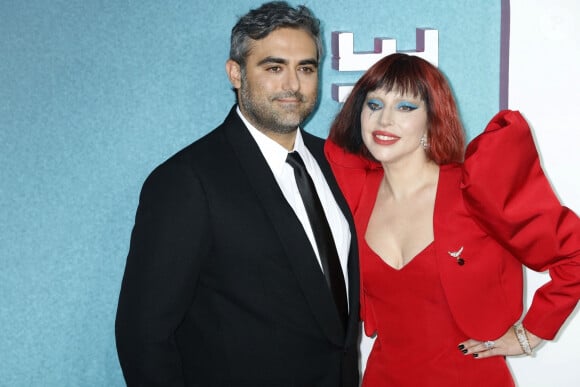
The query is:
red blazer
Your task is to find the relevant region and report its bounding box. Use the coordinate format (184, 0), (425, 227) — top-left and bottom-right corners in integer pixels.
(325, 110), (580, 341)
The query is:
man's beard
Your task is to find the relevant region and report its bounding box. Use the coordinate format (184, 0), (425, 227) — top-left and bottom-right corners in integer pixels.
(239, 75), (316, 135)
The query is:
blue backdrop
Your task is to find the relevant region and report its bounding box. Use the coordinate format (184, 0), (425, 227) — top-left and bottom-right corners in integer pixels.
(0, 1), (503, 385)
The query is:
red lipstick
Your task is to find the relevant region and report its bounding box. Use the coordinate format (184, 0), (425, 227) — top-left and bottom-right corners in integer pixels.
(372, 131), (400, 145)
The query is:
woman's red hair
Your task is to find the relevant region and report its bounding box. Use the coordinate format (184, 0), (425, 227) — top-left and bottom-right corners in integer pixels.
(329, 53), (465, 164)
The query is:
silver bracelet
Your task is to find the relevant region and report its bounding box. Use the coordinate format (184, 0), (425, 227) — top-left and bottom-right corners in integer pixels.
(513, 322), (533, 356)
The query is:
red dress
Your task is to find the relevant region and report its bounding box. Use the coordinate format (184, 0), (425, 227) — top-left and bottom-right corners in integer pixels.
(357, 170), (514, 387)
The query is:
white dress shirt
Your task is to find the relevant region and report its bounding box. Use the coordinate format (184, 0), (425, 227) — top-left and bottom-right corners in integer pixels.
(237, 108), (351, 301)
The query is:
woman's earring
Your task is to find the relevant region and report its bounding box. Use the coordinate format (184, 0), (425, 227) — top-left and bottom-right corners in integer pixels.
(420, 134), (429, 150)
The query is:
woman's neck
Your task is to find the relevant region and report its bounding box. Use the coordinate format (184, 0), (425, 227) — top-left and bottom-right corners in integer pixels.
(381, 157), (439, 201)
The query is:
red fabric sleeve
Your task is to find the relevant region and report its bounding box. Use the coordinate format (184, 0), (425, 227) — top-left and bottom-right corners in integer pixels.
(324, 139), (378, 214)
(461, 110), (580, 339)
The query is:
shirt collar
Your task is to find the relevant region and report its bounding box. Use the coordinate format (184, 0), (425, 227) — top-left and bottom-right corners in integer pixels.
(236, 107), (305, 177)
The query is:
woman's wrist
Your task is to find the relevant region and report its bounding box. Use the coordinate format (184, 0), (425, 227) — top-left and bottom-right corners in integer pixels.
(525, 328), (543, 349)
(513, 322), (533, 355)
(513, 322), (543, 356)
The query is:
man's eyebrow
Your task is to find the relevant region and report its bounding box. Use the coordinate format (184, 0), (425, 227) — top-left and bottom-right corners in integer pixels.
(299, 59), (319, 68)
(256, 56), (318, 68)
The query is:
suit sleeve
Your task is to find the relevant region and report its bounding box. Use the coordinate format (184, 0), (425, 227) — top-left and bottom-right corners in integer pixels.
(115, 158), (211, 386)
(461, 110), (580, 339)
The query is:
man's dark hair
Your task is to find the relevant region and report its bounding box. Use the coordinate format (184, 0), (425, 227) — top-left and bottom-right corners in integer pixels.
(230, 1), (322, 67)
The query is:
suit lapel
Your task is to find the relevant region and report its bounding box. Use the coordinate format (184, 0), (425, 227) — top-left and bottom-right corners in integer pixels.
(222, 108), (347, 345)
(303, 131), (361, 344)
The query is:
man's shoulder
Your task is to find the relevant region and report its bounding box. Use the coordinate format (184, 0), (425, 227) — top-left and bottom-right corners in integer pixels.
(158, 108), (241, 169)
(152, 129), (215, 170)
(143, 112), (238, 186)
(177, 126), (225, 158)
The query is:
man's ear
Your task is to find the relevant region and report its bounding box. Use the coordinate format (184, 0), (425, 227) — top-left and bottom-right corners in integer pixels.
(226, 60), (242, 89)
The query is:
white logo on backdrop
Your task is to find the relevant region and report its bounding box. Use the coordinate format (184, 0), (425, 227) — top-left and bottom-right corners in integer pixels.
(331, 28), (439, 102)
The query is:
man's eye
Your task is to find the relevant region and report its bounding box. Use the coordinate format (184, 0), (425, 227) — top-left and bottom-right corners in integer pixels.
(267, 66), (282, 73)
(299, 66), (315, 73)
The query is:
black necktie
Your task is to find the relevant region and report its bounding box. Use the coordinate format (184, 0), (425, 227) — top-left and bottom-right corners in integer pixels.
(286, 151), (348, 328)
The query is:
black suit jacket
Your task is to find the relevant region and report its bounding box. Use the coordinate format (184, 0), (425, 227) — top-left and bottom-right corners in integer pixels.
(115, 106), (360, 387)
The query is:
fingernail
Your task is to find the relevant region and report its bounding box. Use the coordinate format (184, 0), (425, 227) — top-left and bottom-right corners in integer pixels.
(461, 349), (468, 354)
(458, 344), (465, 350)
(472, 353), (479, 358)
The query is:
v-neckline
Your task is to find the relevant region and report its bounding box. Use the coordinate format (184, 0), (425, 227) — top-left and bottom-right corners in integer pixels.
(361, 168), (440, 271)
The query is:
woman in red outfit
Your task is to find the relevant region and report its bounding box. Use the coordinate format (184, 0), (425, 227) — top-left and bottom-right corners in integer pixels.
(325, 53), (580, 386)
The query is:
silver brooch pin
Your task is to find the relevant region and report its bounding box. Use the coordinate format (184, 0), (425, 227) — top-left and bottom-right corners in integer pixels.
(448, 246), (465, 266)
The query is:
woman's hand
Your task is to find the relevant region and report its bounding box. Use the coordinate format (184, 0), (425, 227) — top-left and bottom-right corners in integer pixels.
(457, 326), (543, 359)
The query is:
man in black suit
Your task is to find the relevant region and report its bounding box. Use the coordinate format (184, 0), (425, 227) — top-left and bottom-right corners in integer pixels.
(115, 2), (359, 386)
